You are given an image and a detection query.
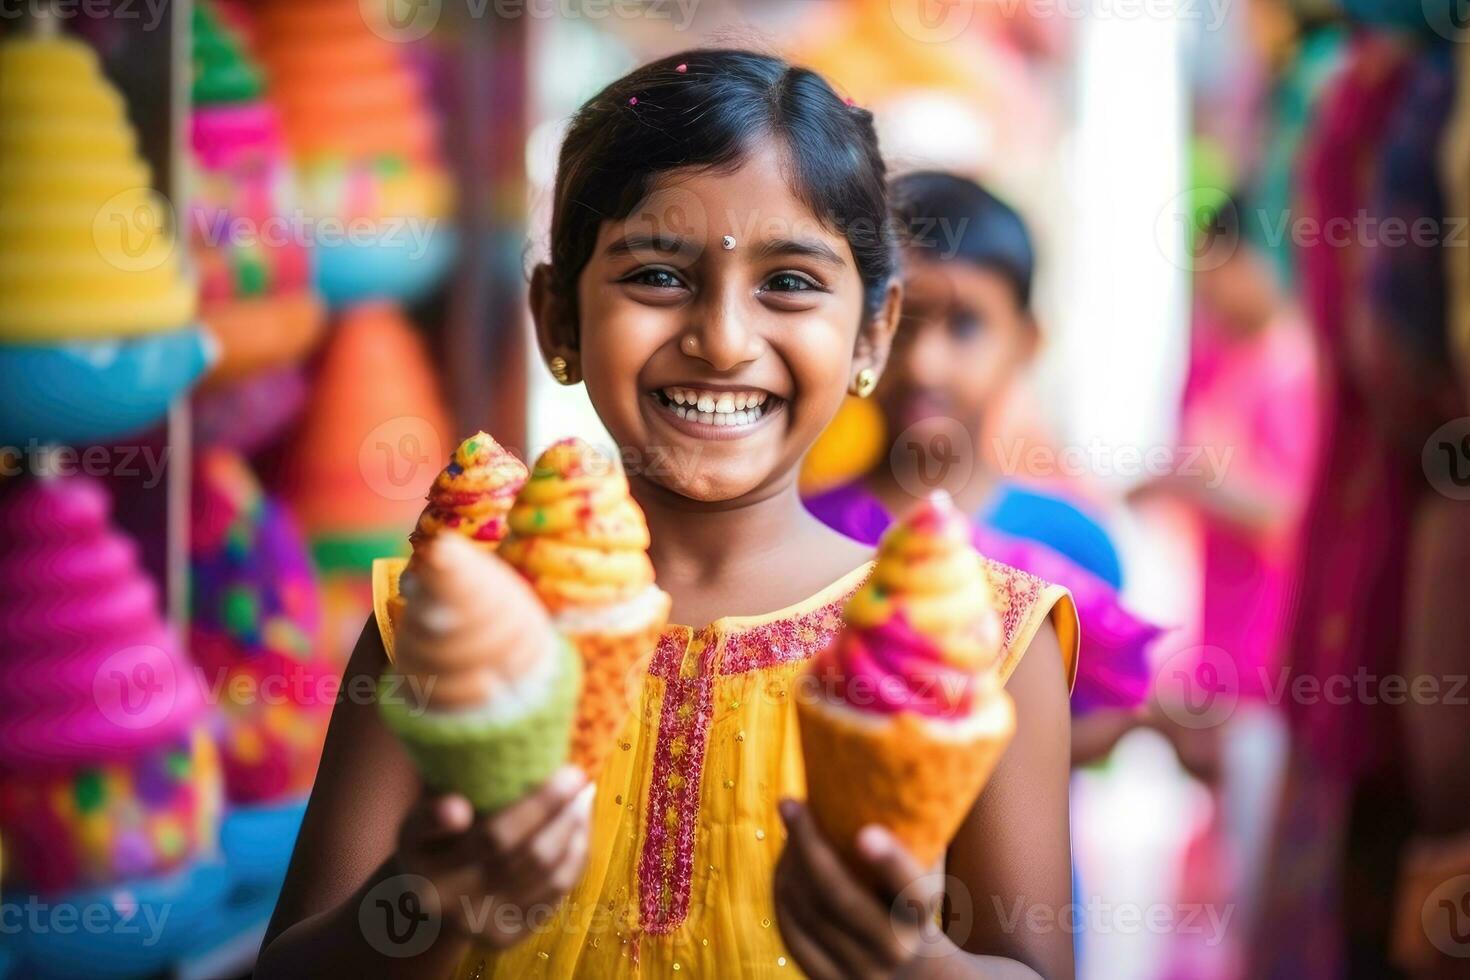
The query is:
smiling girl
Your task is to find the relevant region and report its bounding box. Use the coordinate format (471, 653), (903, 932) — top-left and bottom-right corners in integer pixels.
(259, 50), (1078, 980)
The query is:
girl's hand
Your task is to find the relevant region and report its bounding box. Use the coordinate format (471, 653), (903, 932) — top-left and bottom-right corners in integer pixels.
(774, 799), (948, 980)
(394, 766), (594, 950)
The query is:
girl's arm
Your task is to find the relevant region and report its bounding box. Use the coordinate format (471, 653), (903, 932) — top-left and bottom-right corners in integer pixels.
(257, 618), (593, 978)
(774, 621), (1075, 980)
(941, 618), (1073, 978)
(258, 617), (468, 977)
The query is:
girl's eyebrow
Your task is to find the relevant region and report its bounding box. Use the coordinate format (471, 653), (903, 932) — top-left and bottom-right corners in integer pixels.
(753, 237), (845, 267)
(605, 233), (697, 259)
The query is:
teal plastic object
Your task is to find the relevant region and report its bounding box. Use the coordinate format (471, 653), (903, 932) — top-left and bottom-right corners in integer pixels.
(7, 858), (232, 979)
(315, 224), (457, 308)
(0, 324), (215, 445)
(1340, 0), (1464, 35)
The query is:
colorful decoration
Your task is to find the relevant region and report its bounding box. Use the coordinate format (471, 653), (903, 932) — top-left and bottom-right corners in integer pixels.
(0, 475), (222, 895)
(279, 302), (450, 557)
(0, 328), (214, 446)
(0, 34), (195, 342)
(0, 34), (207, 446)
(190, 0), (325, 385)
(277, 302), (450, 662)
(191, 364), (308, 452)
(255, 0), (457, 305)
(191, 448), (332, 804)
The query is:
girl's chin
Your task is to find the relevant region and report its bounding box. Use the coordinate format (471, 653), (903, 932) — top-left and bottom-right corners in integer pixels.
(621, 400), (793, 503)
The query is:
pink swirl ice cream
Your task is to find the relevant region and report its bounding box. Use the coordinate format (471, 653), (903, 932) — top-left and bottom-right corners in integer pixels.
(811, 491), (1003, 718)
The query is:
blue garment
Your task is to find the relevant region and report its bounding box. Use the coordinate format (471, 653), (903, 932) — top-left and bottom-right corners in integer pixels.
(982, 483), (1123, 589)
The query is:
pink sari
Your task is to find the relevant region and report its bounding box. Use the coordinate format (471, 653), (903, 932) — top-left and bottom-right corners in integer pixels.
(1180, 310), (1319, 701)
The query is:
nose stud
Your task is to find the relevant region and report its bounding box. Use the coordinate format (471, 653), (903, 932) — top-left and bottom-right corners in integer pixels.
(721, 235), (736, 251)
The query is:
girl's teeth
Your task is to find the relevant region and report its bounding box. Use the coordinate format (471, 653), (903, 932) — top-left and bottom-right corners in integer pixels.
(660, 388), (771, 426)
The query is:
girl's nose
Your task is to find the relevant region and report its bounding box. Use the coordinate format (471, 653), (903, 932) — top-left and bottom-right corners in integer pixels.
(680, 287), (763, 371)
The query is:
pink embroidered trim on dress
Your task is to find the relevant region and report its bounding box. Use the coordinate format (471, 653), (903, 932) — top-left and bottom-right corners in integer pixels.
(636, 594), (851, 934)
(638, 628), (719, 934)
(984, 557), (1043, 652)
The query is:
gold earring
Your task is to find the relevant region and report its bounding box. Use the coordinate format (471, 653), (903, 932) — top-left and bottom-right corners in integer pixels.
(549, 355), (572, 385)
(853, 368), (877, 398)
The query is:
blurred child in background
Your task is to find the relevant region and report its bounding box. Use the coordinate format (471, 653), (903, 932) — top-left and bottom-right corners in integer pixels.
(804, 171), (1160, 763)
(1132, 191), (1320, 980)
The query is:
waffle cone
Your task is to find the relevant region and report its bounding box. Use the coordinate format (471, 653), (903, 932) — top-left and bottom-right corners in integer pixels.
(563, 593), (671, 777)
(797, 691), (1015, 869)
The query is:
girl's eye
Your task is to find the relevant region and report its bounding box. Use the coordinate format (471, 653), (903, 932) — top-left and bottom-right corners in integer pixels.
(625, 268), (686, 290)
(950, 312), (984, 339)
(762, 272), (819, 293)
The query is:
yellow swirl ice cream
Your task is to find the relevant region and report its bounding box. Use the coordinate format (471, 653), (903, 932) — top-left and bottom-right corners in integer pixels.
(500, 439), (670, 775)
(410, 432), (528, 555)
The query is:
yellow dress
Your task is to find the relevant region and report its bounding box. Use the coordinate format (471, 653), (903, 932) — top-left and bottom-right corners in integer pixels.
(372, 558), (1077, 979)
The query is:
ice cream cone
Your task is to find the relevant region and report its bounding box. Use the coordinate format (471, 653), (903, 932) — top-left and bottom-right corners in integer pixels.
(797, 687), (1013, 868)
(562, 598), (671, 775)
(500, 439), (670, 777)
(409, 431), (528, 552)
(797, 490), (1013, 868)
(385, 431), (528, 628)
(379, 535), (580, 811)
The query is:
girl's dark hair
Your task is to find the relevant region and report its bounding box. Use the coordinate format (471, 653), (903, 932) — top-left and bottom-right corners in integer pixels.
(892, 171), (1035, 309)
(547, 49), (896, 320)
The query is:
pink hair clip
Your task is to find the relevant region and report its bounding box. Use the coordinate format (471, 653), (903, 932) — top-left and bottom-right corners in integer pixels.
(676, 63), (688, 73)
(628, 96), (638, 106)
(844, 96), (856, 107)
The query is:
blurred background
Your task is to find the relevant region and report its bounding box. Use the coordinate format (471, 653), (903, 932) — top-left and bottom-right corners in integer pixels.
(1, 0), (1468, 977)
